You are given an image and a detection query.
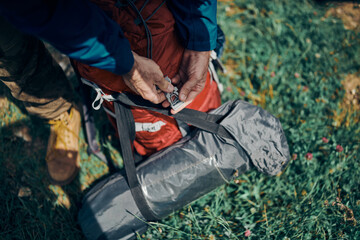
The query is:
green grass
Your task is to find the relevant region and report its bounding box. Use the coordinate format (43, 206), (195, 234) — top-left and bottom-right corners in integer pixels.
(1, 0), (359, 239)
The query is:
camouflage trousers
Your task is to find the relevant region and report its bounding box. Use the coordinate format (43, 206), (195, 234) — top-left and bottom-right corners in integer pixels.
(0, 16), (73, 120)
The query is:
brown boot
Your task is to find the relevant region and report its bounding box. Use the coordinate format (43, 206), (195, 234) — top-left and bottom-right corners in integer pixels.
(46, 106), (81, 186)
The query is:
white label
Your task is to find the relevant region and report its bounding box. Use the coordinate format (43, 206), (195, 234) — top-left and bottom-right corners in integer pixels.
(135, 121), (166, 133)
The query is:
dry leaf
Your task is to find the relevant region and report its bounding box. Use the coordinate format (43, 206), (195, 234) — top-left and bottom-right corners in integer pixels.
(18, 187), (32, 197)
(13, 126), (32, 142)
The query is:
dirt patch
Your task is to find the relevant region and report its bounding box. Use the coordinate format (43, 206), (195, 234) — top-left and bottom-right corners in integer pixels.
(332, 73), (360, 127)
(325, 3), (360, 32)
(342, 73), (360, 110)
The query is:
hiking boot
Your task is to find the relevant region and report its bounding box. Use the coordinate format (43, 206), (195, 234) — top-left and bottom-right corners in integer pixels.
(46, 106), (81, 186)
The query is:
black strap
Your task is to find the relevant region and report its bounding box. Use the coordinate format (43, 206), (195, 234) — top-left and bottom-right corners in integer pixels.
(113, 92), (233, 222)
(114, 102), (159, 221)
(113, 92), (234, 140)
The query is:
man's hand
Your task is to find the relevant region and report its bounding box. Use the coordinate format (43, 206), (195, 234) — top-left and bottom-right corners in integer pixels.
(122, 51), (174, 104)
(163, 49), (210, 113)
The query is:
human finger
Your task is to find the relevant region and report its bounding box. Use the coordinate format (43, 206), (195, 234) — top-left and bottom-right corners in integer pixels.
(153, 74), (174, 93)
(162, 100), (170, 108)
(179, 78), (205, 102)
(171, 73), (181, 85)
(143, 84), (167, 104)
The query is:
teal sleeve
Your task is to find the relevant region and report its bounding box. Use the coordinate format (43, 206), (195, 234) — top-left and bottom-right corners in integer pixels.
(168, 0), (217, 51)
(0, 0), (134, 75)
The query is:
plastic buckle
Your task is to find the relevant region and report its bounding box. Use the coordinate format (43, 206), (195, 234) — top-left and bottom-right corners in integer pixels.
(164, 76), (185, 112)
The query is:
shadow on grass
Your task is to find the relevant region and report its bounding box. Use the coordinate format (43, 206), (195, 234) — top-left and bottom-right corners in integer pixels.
(0, 86), (87, 239)
(0, 118), (86, 239)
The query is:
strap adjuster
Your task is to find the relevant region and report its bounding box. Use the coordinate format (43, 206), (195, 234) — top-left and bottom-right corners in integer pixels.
(80, 78), (116, 110)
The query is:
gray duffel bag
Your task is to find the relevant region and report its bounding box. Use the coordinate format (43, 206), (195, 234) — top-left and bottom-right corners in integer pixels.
(78, 94), (290, 240)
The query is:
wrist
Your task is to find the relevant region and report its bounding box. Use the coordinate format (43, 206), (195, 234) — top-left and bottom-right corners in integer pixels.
(122, 51), (137, 77)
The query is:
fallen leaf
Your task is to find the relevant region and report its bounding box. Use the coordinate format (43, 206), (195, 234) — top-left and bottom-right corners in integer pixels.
(18, 187), (32, 197)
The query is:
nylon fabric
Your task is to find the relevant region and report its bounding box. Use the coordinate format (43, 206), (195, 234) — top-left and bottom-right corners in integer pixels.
(111, 91), (233, 139)
(72, 0), (221, 156)
(114, 102), (159, 221)
(219, 101), (290, 175)
(79, 173), (147, 240)
(78, 100), (290, 240)
(137, 100), (290, 217)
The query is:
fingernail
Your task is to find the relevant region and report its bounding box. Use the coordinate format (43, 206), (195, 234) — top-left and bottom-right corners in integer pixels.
(180, 93), (186, 101)
(167, 84), (174, 92)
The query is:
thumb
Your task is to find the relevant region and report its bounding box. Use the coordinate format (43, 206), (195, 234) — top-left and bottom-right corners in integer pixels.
(179, 80), (195, 102)
(171, 73), (181, 85)
(154, 74), (174, 93)
(179, 76), (206, 102)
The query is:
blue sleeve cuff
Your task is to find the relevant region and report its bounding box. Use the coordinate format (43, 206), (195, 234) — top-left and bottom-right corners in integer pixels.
(168, 0), (217, 51)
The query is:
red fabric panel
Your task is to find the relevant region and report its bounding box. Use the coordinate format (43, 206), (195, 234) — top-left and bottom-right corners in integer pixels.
(73, 0), (221, 156)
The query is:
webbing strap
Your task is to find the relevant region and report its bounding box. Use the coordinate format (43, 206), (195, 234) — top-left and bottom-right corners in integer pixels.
(114, 102), (159, 221)
(80, 77), (230, 138)
(113, 92), (234, 140)
(83, 76), (234, 221)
